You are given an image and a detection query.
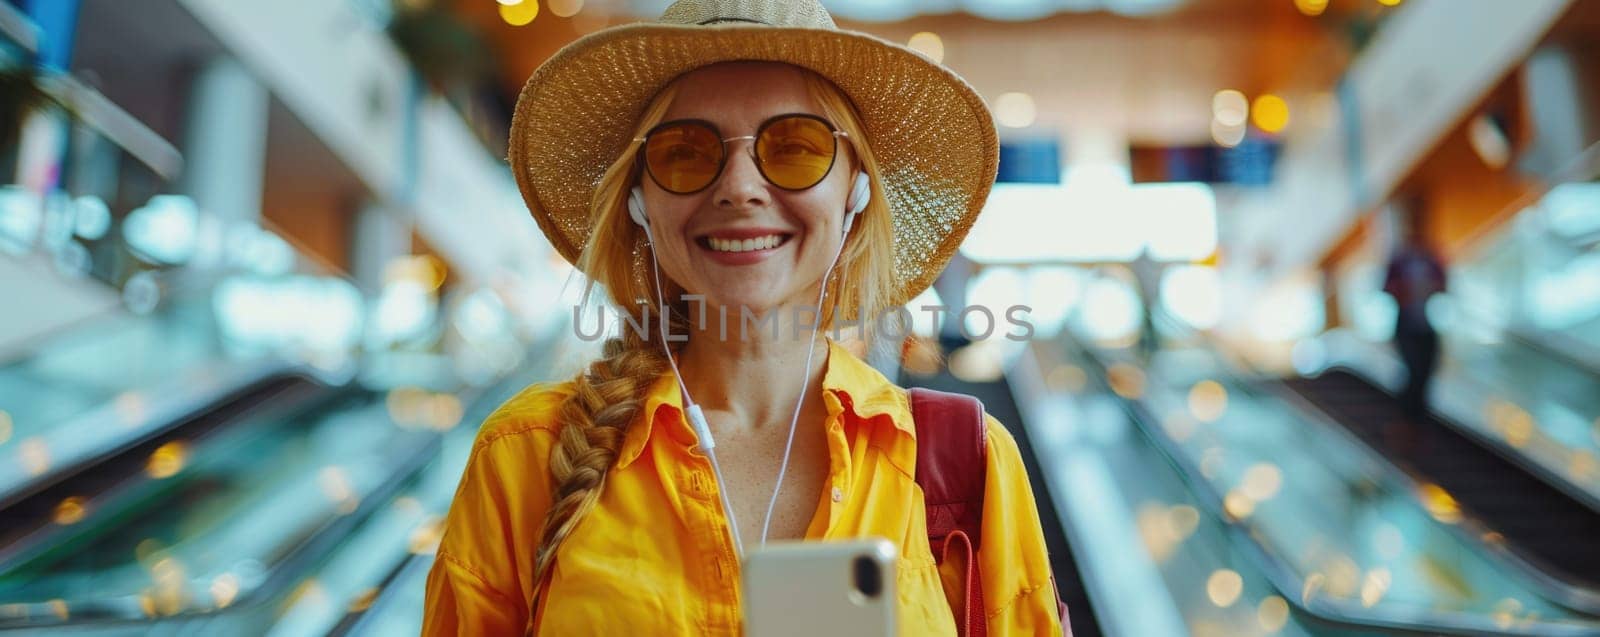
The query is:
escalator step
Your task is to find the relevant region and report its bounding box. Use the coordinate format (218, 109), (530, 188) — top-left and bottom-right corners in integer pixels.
(1284, 370), (1600, 590)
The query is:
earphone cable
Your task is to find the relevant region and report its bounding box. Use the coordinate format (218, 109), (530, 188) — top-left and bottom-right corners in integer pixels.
(758, 225), (849, 547)
(644, 224), (747, 559)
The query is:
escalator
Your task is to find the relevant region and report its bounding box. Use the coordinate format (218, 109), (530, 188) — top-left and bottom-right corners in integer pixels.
(0, 294), (313, 512)
(1316, 321), (1600, 514)
(1284, 368), (1600, 596)
(1006, 336), (1342, 636)
(0, 329), (569, 637)
(1067, 329), (1600, 635)
(0, 293), (453, 632)
(0, 374), (329, 573)
(0, 382), (441, 633)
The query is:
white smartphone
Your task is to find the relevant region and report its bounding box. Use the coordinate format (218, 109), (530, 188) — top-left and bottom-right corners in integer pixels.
(741, 538), (898, 637)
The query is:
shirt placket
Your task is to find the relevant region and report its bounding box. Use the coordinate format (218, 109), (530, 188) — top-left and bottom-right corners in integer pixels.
(818, 401), (854, 538)
(674, 423), (742, 634)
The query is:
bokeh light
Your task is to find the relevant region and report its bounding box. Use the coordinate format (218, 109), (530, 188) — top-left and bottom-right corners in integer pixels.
(994, 92), (1037, 128)
(908, 32), (945, 63)
(499, 0), (539, 26)
(53, 497), (87, 525)
(1241, 463), (1283, 501)
(147, 441), (189, 479)
(1107, 362), (1146, 399)
(1360, 568), (1391, 607)
(548, 0), (584, 17)
(1419, 483), (1462, 524)
(1252, 94), (1290, 133)
(1211, 118), (1245, 148)
(1257, 596), (1289, 632)
(72, 196), (111, 240)
(211, 574), (240, 609)
(21, 438), (50, 476)
(1206, 569), (1243, 607)
(1212, 89), (1248, 127)
(1187, 380), (1228, 422)
(123, 195), (201, 265)
(1294, 0), (1328, 16)
(1223, 490), (1255, 519)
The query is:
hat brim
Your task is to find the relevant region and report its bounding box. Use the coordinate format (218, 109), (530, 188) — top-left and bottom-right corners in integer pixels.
(508, 22), (999, 307)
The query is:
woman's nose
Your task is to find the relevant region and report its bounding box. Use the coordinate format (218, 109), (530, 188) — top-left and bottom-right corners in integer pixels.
(712, 140), (769, 210)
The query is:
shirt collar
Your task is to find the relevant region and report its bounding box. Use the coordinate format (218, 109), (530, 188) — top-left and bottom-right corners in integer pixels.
(615, 338), (912, 469)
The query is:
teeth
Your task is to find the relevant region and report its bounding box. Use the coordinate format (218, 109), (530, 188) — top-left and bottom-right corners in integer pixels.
(708, 234), (785, 253)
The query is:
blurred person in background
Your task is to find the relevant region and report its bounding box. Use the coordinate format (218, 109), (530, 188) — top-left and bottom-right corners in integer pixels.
(1383, 194), (1448, 429)
(421, 0), (1066, 634)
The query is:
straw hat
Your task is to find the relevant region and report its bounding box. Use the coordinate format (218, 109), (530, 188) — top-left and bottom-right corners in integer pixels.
(508, 0), (999, 306)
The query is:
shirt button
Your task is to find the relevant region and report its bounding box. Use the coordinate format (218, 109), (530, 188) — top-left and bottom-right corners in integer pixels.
(831, 486), (844, 502)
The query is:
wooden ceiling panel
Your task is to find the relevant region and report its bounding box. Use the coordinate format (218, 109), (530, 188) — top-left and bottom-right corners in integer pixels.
(445, 0), (1359, 144)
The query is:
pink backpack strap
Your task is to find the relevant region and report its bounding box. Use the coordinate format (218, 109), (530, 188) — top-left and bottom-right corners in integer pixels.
(909, 387), (989, 637)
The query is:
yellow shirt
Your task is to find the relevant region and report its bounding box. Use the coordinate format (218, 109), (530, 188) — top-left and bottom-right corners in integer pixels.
(423, 340), (1065, 635)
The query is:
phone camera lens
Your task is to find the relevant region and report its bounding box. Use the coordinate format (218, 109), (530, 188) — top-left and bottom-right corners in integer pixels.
(852, 555), (883, 598)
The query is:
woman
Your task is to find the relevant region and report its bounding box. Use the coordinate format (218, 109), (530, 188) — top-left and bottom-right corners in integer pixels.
(423, 0), (1065, 634)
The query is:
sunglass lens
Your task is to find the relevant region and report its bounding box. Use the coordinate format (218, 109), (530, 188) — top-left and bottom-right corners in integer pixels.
(644, 122), (723, 193)
(756, 116), (837, 190)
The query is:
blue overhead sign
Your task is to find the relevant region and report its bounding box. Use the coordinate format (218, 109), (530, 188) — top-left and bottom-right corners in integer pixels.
(1130, 136), (1282, 186)
(997, 137), (1062, 184)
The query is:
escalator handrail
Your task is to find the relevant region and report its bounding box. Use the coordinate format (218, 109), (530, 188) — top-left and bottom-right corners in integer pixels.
(1003, 342), (1216, 637)
(1447, 302), (1600, 380)
(0, 1), (39, 54)
(0, 372), (336, 574)
(0, 359), (312, 511)
(326, 553), (432, 637)
(228, 426), (443, 624)
(1141, 312), (1600, 616)
(1060, 333), (1600, 635)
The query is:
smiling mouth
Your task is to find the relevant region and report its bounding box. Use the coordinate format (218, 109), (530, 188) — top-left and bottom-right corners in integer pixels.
(697, 233), (794, 253)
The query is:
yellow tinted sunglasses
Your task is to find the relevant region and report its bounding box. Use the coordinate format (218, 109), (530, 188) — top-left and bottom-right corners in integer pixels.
(634, 113), (851, 194)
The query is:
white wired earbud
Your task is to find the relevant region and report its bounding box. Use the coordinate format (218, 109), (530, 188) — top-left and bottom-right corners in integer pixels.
(843, 171), (870, 236)
(628, 172), (871, 554)
(629, 186), (651, 230)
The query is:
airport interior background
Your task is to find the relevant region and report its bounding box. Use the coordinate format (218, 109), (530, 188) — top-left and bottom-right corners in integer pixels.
(2, 0), (1600, 635)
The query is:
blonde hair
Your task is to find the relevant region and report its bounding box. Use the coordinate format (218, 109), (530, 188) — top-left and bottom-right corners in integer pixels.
(527, 63), (898, 611)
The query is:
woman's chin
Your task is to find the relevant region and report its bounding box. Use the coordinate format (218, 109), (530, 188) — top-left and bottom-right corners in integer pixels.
(702, 296), (781, 319)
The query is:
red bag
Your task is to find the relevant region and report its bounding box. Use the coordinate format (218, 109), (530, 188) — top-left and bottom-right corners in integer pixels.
(909, 387), (1071, 637)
